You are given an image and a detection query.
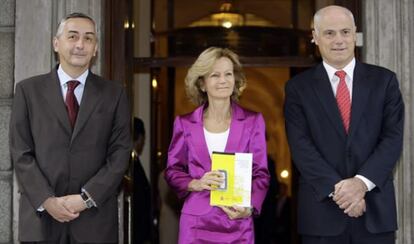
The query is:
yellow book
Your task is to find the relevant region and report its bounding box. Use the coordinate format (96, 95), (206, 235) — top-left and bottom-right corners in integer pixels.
(210, 152), (252, 207)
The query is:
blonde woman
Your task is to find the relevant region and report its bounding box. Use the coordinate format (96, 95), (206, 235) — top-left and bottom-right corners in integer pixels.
(165, 47), (269, 243)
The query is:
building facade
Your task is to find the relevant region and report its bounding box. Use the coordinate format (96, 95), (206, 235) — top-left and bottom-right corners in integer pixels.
(0, 0), (413, 243)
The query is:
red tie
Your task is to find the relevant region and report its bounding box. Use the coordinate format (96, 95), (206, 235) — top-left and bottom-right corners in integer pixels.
(335, 71), (351, 134)
(66, 80), (80, 129)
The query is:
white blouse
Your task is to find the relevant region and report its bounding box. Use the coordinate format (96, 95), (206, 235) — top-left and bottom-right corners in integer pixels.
(203, 127), (230, 156)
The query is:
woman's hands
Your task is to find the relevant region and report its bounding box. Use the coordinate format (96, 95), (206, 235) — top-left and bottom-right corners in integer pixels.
(187, 171), (252, 219)
(220, 206), (252, 219)
(188, 170), (224, 192)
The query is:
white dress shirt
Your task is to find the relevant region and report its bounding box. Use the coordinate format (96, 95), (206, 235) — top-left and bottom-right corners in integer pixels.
(57, 65), (88, 104)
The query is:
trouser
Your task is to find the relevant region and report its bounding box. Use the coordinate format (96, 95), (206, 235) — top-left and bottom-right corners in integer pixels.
(302, 216), (395, 244)
(22, 225), (117, 244)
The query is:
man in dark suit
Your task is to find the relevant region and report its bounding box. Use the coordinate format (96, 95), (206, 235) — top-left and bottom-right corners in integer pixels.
(131, 118), (152, 244)
(9, 12), (131, 243)
(254, 155), (279, 244)
(284, 5), (404, 244)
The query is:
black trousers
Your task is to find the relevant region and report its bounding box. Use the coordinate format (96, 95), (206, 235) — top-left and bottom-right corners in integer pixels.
(22, 238), (117, 244)
(22, 226), (117, 244)
(302, 216), (395, 244)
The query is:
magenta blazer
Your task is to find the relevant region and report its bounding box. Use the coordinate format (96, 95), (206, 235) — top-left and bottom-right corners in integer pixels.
(165, 102), (270, 216)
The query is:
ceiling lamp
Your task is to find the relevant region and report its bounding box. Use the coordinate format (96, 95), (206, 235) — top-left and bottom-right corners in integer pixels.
(189, 2), (274, 28)
(211, 2), (244, 28)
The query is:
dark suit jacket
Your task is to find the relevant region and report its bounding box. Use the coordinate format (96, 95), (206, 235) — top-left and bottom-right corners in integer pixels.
(284, 61), (404, 236)
(9, 67), (131, 242)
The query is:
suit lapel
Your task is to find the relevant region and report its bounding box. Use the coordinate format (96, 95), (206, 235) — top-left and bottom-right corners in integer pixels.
(311, 64), (347, 138)
(41, 69), (72, 135)
(225, 102), (245, 152)
(188, 105), (212, 169)
(348, 62), (371, 140)
(187, 103), (246, 170)
(71, 73), (102, 142)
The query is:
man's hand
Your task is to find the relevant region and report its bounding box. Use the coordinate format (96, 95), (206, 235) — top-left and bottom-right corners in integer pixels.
(345, 198), (366, 218)
(188, 171), (224, 192)
(43, 197), (79, 223)
(219, 206), (252, 220)
(62, 194), (87, 214)
(333, 177), (367, 210)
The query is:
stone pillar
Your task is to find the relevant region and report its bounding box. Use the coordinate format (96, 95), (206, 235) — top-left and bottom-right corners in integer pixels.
(134, 0), (151, 181)
(363, 1), (414, 243)
(13, 1), (104, 243)
(0, 0), (15, 242)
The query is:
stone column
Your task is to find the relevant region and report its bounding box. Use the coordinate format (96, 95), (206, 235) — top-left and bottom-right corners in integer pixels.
(13, 1), (104, 243)
(0, 0), (15, 242)
(363, 1), (414, 243)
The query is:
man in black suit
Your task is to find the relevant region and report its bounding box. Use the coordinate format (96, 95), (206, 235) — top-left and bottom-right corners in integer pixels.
(284, 5), (404, 244)
(10, 13), (131, 243)
(131, 118), (152, 244)
(254, 156), (279, 244)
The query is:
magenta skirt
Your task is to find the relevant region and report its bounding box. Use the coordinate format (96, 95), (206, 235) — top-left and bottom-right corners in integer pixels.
(178, 207), (254, 244)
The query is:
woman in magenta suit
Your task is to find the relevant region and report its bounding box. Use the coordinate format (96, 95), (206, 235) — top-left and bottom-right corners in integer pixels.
(165, 47), (270, 243)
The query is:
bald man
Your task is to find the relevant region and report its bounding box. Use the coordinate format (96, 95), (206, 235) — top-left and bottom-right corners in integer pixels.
(284, 5), (403, 244)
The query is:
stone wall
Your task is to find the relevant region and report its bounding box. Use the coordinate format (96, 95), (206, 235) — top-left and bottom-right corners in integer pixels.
(0, 0), (15, 242)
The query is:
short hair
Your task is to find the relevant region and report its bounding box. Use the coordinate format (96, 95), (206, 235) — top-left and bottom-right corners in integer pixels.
(55, 12), (97, 38)
(185, 47), (247, 106)
(133, 117), (145, 141)
(313, 5), (355, 35)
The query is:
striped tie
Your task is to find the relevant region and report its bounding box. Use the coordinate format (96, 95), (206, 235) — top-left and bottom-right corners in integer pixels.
(335, 70), (351, 134)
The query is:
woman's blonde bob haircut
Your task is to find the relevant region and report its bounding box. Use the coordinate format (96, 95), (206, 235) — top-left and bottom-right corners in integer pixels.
(185, 47), (247, 106)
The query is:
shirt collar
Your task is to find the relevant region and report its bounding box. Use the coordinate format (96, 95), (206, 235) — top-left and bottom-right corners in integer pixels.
(323, 58), (355, 81)
(57, 65), (89, 87)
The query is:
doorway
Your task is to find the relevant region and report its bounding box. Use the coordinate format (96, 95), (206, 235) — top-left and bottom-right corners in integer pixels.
(104, 0), (362, 243)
